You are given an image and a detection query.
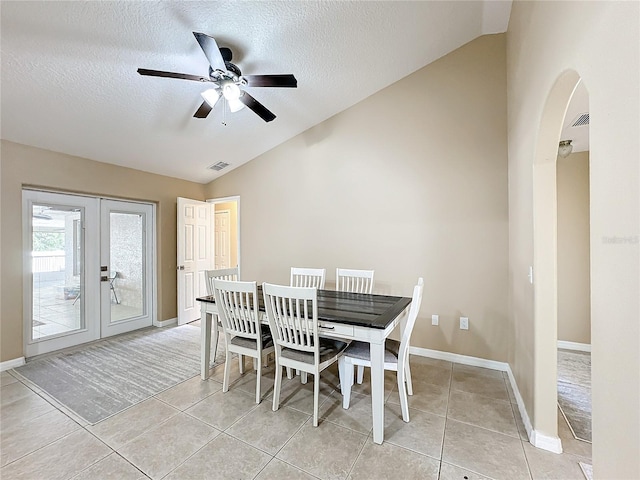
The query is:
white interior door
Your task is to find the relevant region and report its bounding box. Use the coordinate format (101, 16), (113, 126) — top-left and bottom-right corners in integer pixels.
(214, 210), (230, 269)
(177, 198), (213, 325)
(100, 200), (154, 337)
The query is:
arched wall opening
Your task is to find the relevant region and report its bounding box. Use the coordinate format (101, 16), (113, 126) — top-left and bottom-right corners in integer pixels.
(531, 69), (583, 452)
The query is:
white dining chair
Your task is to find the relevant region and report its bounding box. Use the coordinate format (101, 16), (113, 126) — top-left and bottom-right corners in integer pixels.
(204, 267), (239, 364)
(205, 267), (239, 293)
(213, 279), (274, 403)
(263, 282), (349, 426)
(335, 268), (375, 294)
(338, 277), (424, 422)
(290, 267), (326, 289)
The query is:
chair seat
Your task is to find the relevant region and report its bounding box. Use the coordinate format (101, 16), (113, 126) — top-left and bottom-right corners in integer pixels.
(281, 338), (349, 364)
(343, 339), (400, 363)
(230, 328), (274, 350)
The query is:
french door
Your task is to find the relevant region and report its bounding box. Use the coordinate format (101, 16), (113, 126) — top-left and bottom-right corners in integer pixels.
(100, 199), (154, 337)
(23, 190), (155, 357)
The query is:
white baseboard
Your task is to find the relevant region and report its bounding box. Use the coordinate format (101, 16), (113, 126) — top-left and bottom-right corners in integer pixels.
(1, 357), (26, 372)
(410, 347), (563, 454)
(531, 430), (563, 453)
(557, 340), (591, 353)
(409, 346), (509, 372)
(154, 317), (177, 327)
(505, 365), (534, 442)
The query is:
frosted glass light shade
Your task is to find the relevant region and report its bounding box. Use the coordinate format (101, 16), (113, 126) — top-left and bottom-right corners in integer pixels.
(222, 83), (241, 101)
(558, 140), (573, 158)
(200, 89), (220, 107)
(228, 97), (245, 112)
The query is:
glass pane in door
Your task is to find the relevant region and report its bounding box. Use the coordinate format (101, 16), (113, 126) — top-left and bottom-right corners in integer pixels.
(31, 204), (84, 340)
(109, 212), (145, 323)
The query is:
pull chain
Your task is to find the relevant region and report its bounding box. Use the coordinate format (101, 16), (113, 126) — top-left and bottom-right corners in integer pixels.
(221, 98), (227, 126)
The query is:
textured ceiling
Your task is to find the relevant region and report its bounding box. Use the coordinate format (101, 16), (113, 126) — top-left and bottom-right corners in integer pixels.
(1, 1), (512, 184)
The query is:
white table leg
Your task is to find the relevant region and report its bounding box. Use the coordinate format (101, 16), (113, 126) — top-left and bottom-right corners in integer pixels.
(370, 340), (385, 444)
(201, 303), (212, 380)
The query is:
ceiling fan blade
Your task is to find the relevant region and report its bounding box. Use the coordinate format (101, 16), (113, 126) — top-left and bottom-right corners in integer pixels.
(193, 101), (213, 118)
(193, 32), (227, 73)
(243, 74), (298, 88)
(239, 92), (276, 122)
(137, 68), (210, 83)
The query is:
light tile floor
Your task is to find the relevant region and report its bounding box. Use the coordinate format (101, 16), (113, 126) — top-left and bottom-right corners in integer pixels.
(0, 339), (592, 480)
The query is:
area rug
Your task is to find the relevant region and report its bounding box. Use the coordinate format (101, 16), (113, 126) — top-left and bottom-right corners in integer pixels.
(13, 324), (222, 424)
(579, 462), (593, 480)
(557, 349), (592, 443)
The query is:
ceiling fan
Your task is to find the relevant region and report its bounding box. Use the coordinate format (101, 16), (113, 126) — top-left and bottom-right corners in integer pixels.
(137, 32), (297, 123)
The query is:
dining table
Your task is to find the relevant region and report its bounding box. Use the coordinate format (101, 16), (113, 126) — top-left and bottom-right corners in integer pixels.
(197, 287), (412, 444)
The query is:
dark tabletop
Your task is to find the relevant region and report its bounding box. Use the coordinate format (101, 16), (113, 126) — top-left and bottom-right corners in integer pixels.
(197, 288), (411, 330)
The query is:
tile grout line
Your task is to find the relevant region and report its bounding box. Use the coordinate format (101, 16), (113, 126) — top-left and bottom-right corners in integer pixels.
(437, 369), (453, 479)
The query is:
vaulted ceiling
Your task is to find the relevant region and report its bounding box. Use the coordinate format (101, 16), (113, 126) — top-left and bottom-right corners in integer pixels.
(1, 1), (512, 183)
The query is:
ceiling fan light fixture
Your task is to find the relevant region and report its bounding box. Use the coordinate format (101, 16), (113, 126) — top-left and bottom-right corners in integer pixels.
(558, 139), (573, 158)
(222, 82), (241, 101)
(200, 88), (220, 107)
(227, 96), (245, 113)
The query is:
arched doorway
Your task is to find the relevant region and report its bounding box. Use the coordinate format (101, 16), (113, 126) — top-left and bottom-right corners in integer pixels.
(531, 70), (583, 452)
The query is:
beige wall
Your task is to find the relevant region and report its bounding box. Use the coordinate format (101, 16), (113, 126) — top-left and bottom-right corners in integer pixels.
(557, 151), (591, 345)
(0, 141), (206, 361)
(507, 1), (639, 476)
(213, 201), (239, 269)
(206, 34), (509, 361)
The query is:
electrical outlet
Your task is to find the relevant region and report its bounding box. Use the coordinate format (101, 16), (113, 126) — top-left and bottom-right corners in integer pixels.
(431, 314), (439, 326)
(460, 316), (469, 330)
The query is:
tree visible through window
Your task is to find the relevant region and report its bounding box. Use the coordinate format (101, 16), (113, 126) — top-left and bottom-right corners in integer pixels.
(33, 231), (64, 251)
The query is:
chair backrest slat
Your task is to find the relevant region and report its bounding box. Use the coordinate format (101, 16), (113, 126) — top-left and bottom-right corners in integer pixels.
(335, 268), (374, 294)
(263, 283), (318, 355)
(290, 267), (326, 289)
(213, 279), (260, 341)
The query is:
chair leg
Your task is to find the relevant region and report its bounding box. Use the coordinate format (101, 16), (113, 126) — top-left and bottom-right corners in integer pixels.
(338, 357), (346, 395)
(397, 367), (410, 422)
(301, 371), (308, 384)
(211, 317), (220, 362)
(239, 354), (245, 374)
(313, 372), (320, 427)
(255, 355), (262, 404)
(286, 367), (293, 379)
(341, 359), (354, 409)
(405, 360), (413, 396)
(222, 349), (232, 393)
(272, 362), (282, 412)
(356, 365), (364, 384)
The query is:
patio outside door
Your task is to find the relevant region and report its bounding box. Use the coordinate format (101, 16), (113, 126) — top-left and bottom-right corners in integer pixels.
(23, 190), (155, 357)
(100, 200), (154, 337)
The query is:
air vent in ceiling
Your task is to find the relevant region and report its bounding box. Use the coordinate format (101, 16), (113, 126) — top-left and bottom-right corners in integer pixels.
(208, 161), (230, 171)
(571, 113), (590, 127)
